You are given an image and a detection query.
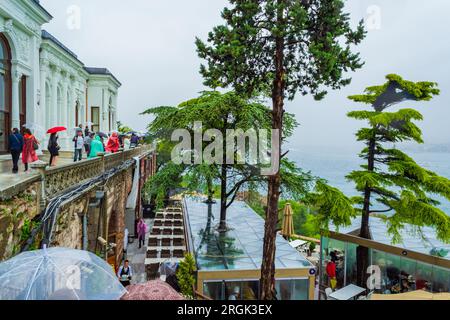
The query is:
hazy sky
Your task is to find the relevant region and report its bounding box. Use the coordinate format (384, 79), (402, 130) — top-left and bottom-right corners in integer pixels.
(40, 0), (450, 149)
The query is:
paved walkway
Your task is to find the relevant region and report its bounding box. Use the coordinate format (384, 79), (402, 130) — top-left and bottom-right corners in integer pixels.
(125, 218), (154, 285)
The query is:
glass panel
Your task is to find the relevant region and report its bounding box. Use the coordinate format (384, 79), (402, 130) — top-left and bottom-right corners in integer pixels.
(322, 237), (345, 289)
(371, 249), (387, 293)
(275, 279), (309, 300)
(432, 266), (450, 293)
(203, 281), (223, 300)
(414, 261), (433, 292)
(384, 253), (401, 294)
(399, 257), (417, 292)
(345, 242), (358, 287)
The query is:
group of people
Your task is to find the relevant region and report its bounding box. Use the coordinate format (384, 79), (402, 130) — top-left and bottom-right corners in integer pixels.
(7, 125), (142, 173)
(8, 128), (40, 174)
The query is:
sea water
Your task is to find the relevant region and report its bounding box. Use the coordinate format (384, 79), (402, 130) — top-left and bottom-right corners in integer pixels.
(289, 146), (450, 215)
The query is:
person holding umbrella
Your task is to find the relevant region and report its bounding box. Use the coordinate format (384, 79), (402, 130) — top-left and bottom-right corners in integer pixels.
(47, 133), (60, 167)
(47, 127), (66, 167)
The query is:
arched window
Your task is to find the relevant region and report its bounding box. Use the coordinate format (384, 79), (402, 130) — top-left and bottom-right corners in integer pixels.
(0, 34), (12, 153)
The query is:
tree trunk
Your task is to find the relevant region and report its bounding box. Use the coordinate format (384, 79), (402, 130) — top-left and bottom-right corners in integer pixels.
(357, 137), (376, 288)
(260, 11), (285, 299)
(219, 164), (228, 231)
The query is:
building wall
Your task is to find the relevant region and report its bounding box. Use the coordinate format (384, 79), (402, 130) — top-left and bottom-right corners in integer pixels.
(0, 0), (120, 153)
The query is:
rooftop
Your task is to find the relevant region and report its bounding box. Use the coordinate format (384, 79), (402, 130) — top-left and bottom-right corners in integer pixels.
(41, 30), (120, 86)
(330, 217), (450, 260)
(184, 198), (314, 272)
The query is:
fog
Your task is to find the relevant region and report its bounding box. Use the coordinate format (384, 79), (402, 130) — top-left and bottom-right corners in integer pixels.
(40, 0), (450, 150)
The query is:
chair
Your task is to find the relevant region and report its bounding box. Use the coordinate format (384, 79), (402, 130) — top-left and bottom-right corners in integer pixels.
(173, 220), (182, 227)
(161, 238), (171, 247)
(173, 250), (185, 258)
(148, 237), (158, 247)
(151, 228), (161, 236)
(173, 238), (185, 247)
(161, 250), (171, 259)
(164, 221), (173, 227)
(146, 250), (158, 258)
(163, 229), (173, 236)
(146, 263), (160, 280)
(154, 220), (163, 227)
(173, 228), (183, 235)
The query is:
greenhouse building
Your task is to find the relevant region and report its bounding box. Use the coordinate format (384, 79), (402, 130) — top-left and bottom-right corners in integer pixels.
(183, 198), (316, 300)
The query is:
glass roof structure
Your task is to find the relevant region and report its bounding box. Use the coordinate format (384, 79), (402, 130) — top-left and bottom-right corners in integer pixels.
(329, 217), (450, 260)
(184, 197), (314, 271)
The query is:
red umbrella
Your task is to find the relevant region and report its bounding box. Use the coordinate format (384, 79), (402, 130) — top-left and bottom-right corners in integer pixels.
(47, 126), (67, 134)
(120, 280), (185, 301)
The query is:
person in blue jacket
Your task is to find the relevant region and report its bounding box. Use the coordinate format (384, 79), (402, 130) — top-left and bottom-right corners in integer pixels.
(8, 128), (24, 174)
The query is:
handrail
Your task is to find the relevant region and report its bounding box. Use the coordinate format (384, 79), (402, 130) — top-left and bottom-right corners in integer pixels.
(0, 145), (155, 201)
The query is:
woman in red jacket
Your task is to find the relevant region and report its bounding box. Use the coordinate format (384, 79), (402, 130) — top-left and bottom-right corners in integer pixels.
(22, 129), (39, 172)
(326, 260), (337, 289)
(105, 132), (120, 153)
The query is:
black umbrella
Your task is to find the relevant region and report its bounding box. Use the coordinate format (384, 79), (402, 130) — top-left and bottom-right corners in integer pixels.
(96, 132), (108, 138)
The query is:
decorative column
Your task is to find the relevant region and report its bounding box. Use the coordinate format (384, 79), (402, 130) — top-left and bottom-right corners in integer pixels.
(11, 68), (21, 129)
(39, 60), (48, 130)
(61, 74), (70, 149)
(70, 79), (77, 128)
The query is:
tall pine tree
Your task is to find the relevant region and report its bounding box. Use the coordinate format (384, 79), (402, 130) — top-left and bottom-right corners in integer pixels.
(312, 74), (450, 288)
(196, 0), (365, 299)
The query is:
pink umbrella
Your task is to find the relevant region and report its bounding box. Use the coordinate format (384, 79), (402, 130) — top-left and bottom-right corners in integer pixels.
(121, 280), (185, 301)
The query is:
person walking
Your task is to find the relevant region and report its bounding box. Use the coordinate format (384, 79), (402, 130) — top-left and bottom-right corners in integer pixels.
(84, 132), (93, 158)
(8, 128), (24, 174)
(137, 219), (148, 249)
(117, 260), (132, 287)
(22, 129), (39, 172)
(105, 132), (120, 153)
(73, 130), (84, 162)
(88, 135), (105, 158)
(48, 133), (60, 167)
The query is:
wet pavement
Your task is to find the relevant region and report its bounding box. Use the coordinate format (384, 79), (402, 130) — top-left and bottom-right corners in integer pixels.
(0, 153), (81, 194)
(125, 218), (154, 285)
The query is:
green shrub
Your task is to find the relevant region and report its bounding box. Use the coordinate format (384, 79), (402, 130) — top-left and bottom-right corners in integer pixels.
(176, 253), (196, 299)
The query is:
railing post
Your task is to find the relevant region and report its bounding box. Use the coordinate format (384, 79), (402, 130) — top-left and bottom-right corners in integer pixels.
(31, 162), (48, 212)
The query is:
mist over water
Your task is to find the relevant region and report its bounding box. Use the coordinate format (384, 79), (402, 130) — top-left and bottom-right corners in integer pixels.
(288, 144), (450, 215)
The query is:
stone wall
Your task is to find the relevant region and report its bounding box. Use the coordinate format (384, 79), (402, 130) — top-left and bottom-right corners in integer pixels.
(51, 197), (89, 250)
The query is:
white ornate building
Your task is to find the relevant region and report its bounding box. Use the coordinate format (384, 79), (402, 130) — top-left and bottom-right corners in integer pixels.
(0, 0), (120, 153)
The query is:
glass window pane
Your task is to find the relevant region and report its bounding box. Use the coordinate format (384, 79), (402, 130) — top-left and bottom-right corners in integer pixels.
(385, 253), (401, 294)
(415, 261), (433, 292)
(432, 266), (450, 293)
(224, 281), (258, 301)
(275, 279), (309, 300)
(345, 242), (358, 287)
(371, 249), (388, 293)
(399, 257), (417, 292)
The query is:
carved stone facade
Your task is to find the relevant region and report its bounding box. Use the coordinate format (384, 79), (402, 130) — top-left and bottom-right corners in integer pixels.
(0, 0), (120, 153)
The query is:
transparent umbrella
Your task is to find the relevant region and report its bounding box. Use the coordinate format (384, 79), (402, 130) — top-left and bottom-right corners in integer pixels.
(0, 247), (127, 300)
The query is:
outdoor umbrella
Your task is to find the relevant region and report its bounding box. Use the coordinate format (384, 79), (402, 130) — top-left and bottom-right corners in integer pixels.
(47, 126), (67, 134)
(97, 132), (108, 138)
(281, 203), (295, 239)
(120, 280), (184, 300)
(0, 247), (126, 300)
